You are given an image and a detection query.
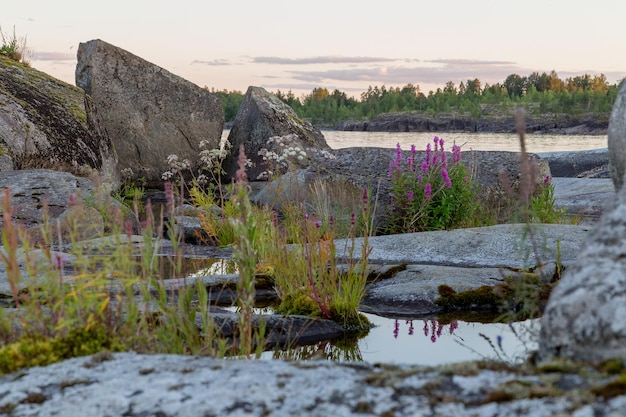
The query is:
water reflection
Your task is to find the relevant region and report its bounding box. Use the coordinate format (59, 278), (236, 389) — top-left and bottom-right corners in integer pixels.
(260, 313), (538, 366)
(359, 314), (538, 366)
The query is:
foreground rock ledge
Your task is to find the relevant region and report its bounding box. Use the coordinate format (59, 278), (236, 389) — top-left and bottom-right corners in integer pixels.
(2, 352), (626, 417)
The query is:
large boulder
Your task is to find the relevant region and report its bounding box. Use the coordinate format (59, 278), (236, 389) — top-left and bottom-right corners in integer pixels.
(0, 55), (117, 182)
(224, 86), (329, 181)
(608, 80), (626, 191)
(76, 39), (224, 187)
(539, 184), (626, 362)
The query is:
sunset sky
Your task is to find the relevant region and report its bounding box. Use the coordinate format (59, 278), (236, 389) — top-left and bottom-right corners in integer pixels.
(4, 0), (626, 98)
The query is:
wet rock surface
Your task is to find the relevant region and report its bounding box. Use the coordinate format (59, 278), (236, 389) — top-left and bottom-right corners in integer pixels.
(1, 351), (625, 417)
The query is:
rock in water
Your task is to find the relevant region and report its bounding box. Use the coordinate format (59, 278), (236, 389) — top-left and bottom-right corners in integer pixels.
(539, 185), (626, 362)
(608, 80), (626, 191)
(224, 86), (329, 181)
(76, 39), (224, 186)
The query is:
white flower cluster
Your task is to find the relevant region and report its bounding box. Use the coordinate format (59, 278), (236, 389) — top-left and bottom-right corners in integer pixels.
(162, 154), (191, 181)
(256, 133), (335, 180)
(120, 167), (134, 179)
(199, 139), (231, 170)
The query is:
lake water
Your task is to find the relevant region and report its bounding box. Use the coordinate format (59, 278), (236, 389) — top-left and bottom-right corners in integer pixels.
(223, 129), (607, 153)
(321, 130), (607, 153)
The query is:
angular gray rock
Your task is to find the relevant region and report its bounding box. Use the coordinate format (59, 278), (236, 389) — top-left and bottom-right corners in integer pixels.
(539, 184), (626, 362)
(537, 148), (608, 178)
(0, 55), (117, 183)
(76, 39), (224, 186)
(224, 86), (329, 181)
(608, 80), (626, 190)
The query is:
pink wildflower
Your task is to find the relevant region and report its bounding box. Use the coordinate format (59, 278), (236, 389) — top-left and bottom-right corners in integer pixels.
(452, 144), (462, 164)
(407, 190), (414, 202)
(441, 168), (452, 188)
(424, 183), (432, 200)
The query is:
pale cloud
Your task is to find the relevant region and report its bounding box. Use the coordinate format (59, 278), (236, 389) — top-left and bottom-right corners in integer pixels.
(31, 51), (74, 61)
(253, 56), (395, 65)
(191, 59), (238, 66)
(286, 59), (532, 88)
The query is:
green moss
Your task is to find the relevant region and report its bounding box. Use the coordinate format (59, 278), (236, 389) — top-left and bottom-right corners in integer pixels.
(275, 292), (322, 317)
(435, 285), (502, 310)
(0, 326), (123, 375)
(591, 373), (626, 399)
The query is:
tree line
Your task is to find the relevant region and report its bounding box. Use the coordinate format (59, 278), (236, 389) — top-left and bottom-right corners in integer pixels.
(210, 70), (623, 126)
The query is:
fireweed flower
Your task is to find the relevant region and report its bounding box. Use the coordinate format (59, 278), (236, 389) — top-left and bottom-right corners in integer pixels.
(410, 144), (417, 160)
(424, 183), (432, 200)
(421, 160), (429, 174)
(425, 143), (432, 166)
(441, 168), (452, 188)
(452, 144), (462, 164)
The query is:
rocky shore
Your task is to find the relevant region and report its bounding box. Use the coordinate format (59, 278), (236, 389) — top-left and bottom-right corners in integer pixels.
(334, 112), (609, 135)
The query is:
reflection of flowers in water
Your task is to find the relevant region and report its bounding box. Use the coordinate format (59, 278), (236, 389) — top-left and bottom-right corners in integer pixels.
(393, 319), (459, 342)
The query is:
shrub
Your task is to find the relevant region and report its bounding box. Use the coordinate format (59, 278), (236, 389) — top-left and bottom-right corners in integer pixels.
(386, 138), (479, 233)
(0, 26), (29, 65)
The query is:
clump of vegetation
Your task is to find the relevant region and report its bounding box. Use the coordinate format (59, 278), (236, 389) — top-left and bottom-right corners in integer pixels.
(387, 138), (479, 233)
(0, 26), (29, 65)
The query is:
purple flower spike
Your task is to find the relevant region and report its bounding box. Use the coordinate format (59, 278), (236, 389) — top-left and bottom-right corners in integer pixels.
(452, 144), (462, 164)
(314, 220), (322, 228)
(425, 183), (432, 200)
(441, 168), (452, 188)
(407, 190), (414, 202)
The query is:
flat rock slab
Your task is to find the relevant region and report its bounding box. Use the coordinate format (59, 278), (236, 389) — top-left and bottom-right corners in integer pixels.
(1, 352), (625, 417)
(338, 223), (589, 268)
(551, 177), (614, 219)
(362, 264), (516, 316)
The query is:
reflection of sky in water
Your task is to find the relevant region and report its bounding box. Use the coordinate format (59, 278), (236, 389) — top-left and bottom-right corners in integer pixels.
(358, 314), (538, 366)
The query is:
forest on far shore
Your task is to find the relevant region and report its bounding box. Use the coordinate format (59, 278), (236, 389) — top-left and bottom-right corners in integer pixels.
(210, 70), (622, 126)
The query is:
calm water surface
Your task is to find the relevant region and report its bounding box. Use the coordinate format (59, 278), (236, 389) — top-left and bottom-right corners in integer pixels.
(322, 130), (607, 153)
(223, 129), (606, 153)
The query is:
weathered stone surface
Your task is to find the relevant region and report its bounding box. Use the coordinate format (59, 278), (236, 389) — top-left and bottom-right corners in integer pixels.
(537, 148), (608, 178)
(338, 223), (588, 268)
(76, 39), (224, 186)
(550, 177), (614, 220)
(224, 87), (329, 181)
(1, 351), (625, 417)
(539, 184), (626, 362)
(361, 263), (557, 316)
(0, 169), (96, 228)
(608, 80), (626, 190)
(0, 55), (117, 182)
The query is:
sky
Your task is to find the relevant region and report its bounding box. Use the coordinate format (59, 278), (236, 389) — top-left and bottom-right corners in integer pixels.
(3, 0), (626, 99)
